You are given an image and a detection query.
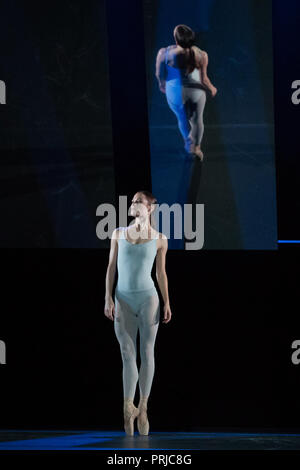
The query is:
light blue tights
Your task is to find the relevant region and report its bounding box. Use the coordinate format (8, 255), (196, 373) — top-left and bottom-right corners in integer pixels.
(114, 287), (160, 400)
(166, 83), (207, 146)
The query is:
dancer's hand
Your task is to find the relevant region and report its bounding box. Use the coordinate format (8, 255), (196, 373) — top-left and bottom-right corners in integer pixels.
(159, 80), (166, 94)
(104, 297), (115, 321)
(210, 86), (217, 98)
(162, 303), (172, 323)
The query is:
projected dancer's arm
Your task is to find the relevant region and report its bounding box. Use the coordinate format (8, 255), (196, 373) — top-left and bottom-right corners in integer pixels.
(155, 47), (166, 94)
(199, 50), (217, 97)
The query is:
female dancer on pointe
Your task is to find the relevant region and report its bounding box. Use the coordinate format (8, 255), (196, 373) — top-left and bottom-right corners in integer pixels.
(104, 190), (172, 436)
(155, 24), (218, 160)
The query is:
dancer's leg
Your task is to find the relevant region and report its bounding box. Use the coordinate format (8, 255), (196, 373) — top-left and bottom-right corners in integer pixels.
(138, 290), (160, 398)
(114, 292), (139, 400)
(184, 89), (206, 147)
(166, 84), (191, 141)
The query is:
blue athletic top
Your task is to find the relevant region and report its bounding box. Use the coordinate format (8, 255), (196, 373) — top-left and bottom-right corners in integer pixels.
(116, 227), (159, 292)
(165, 45), (203, 87)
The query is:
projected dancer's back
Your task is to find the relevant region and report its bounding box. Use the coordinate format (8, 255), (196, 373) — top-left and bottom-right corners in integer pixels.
(155, 24), (218, 160)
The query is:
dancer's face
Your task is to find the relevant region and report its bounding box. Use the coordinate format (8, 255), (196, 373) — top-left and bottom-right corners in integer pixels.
(130, 193), (150, 219)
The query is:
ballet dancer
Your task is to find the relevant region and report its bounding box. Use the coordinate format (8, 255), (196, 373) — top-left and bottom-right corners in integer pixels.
(155, 24), (218, 160)
(104, 190), (172, 436)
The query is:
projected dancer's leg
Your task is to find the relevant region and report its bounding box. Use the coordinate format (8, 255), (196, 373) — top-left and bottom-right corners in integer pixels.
(183, 87), (207, 160)
(166, 84), (193, 153)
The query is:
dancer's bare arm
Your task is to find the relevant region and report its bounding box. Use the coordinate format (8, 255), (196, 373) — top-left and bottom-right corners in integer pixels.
(198, 50), (217, 97)
(156, 234), (172, 323)
(155, 48), (166, 93)
(104, 229), (119, 321)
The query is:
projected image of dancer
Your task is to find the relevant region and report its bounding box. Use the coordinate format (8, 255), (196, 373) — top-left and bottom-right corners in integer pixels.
(104, 191), (172, 436)
(155, 24), (218, 160)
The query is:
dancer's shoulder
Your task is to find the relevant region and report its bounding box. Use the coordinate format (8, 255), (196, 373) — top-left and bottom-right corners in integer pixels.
(198, 48), (208, 61)
(157, 46), (168, 62)
(192, 45), (204, 56)
(156, 232), (168, 249)
(157, 45), (176, 56)
(157, 46), (167, 55)
(112, 227), (125, 241)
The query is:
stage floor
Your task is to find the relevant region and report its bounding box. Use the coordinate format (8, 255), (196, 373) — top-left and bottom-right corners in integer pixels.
(0, 430), (300, 450)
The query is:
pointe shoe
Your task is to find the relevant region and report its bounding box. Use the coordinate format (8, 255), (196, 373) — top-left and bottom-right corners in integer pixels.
(123, 399), (139, 436)
(137, 402), (150, 435)
(194, 145), (204, 161)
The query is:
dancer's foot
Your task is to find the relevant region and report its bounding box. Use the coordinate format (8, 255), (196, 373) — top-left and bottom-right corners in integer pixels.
(137, 397), (150, 436)
(123, 398), (139, 436)
(194, 145), (204, 161)
(184, 138), (195, 154)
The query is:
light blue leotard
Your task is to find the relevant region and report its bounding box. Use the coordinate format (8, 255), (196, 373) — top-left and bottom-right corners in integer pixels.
(115, 226), (159, 299)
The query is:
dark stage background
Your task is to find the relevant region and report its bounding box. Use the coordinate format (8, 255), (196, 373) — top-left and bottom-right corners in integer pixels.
(1, 0), (300, 433)
(0, 0), (115, 248)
